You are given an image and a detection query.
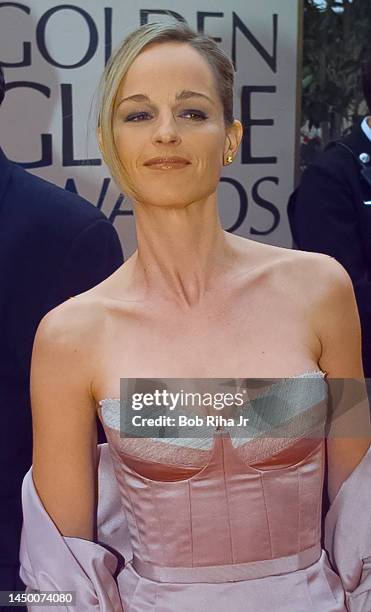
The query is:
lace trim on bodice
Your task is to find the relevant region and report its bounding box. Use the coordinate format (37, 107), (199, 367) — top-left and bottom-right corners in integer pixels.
(97, 371), (327, 468)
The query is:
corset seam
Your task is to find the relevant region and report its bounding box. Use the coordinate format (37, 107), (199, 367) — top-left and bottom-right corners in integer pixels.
(187, 481), (194, 567)
(297, 469), (301, 553)
(150, 483), (165, 565)
(221, 437), (235, 563)
(260, 472), (274, 558)
(124, 475), (147, 561)
(317, 441), (325, 542)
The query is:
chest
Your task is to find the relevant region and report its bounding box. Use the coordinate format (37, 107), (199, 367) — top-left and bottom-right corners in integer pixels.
(94, 288), (320, 400)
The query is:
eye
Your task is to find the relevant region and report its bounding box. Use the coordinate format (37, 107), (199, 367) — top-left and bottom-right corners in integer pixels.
(125, 112), (152, 122)
(180, 109), (208, 121)
(123, 109), (208, 122)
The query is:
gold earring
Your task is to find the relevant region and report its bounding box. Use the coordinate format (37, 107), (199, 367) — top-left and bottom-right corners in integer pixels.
(225, 155), (233, 165)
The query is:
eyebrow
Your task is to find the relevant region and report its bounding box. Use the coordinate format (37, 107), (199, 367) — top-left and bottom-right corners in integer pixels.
(117, 89), (214, 108)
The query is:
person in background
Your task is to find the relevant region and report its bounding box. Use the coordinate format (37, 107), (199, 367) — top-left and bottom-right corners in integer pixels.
(0, 65), (123, 605)
(289, 61), (371, 379)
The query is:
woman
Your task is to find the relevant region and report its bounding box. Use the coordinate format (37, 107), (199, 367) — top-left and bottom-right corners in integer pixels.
(20, 21), (371, 611)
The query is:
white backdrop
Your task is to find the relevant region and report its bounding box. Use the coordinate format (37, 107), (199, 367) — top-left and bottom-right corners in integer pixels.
(0, 0), (302, 259)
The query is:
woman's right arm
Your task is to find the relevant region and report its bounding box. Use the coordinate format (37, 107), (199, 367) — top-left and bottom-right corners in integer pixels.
(30, 299), (99, 541)
(21, 303), (124, 611)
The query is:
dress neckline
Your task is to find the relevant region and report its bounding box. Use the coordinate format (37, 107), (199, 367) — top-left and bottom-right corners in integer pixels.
(97, 369), (327, 406)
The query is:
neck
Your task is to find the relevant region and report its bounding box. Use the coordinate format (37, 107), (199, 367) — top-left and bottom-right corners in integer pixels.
(130, 193), (235, 308)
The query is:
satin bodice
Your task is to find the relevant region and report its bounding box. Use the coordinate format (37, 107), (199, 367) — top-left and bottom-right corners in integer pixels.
(98, 372), (328, 569)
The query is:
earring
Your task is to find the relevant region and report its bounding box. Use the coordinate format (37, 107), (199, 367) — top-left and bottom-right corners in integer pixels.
(225, 154), (233, 165)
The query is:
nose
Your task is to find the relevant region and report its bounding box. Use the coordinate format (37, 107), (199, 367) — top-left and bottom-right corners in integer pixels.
(151, 112), (181, 146)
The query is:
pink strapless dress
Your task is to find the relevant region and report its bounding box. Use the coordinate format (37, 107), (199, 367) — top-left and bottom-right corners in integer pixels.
(19, 372), (371, 611)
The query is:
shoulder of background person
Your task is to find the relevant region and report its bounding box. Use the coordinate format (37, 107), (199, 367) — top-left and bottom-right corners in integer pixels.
(340, 118), (371, 160)
(5, 161), (107, 233)
(0, 161), (123, 286)
(296, 127), (364, 197)
(317, 118), (371, 175)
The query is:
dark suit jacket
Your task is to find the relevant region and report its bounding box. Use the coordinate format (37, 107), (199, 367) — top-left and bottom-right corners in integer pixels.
(288, 121), (371, 377)
(0, 148), (124, 598)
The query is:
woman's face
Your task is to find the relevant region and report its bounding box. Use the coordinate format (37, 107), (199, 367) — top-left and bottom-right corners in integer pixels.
(112, 41), (240, 208)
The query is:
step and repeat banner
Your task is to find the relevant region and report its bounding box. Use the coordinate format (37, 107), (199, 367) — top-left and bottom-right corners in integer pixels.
(0, 1), (302, 258)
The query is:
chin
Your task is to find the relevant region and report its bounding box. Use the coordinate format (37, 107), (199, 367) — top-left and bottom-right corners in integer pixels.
(143, 197), (195, 209)
(134, 186), (216, 209)
(133, 190), (198, 209)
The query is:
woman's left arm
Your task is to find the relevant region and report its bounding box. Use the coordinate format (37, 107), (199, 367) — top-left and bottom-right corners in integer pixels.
(311, 256), (371, 609)
(312, 255), (371, 504)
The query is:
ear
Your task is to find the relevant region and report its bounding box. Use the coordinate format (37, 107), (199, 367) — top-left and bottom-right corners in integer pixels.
(223, 119), (243, 161)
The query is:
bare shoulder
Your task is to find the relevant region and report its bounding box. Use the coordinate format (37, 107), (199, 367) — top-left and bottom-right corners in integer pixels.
(227, 236), (353, 307)
(249, 241), (352, 296)
(239, 240), (356, 334)
(31, 298), (106, 540)
(287, 250), (362, 376)
(237, 237), (350, 296)
(278, 249), (356, 328)
(282, 248), (355, 315)
(288, 248), (351, 286)
(35, 295), (103, 349)
(32, 294), (112, 386)
(288, 249), (351, 293)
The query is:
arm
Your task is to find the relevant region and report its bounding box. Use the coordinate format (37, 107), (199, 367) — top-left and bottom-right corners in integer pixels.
(313, 256), (370, 503)
(293, 162), (371, 378)
(312, 257), (371, 610)
(42, 218), (123, 446)
(21, 300), (124, 610)
(0, 218), (121, 596)
(31, 302), (98, 540)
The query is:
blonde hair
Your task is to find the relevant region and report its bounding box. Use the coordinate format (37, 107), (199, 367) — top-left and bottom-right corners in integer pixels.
(97, 21), (235, 192)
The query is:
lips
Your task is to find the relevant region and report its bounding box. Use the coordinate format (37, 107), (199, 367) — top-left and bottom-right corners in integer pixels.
(143, 156), (190, 169)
